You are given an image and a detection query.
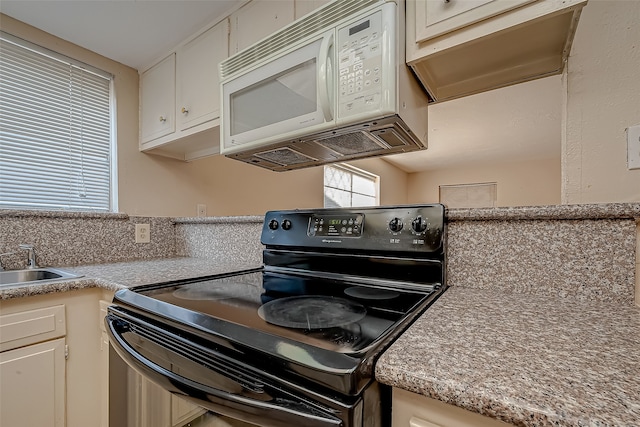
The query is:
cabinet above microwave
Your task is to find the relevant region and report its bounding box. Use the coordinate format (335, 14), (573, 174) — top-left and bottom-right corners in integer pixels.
(406, 0), (587, 103)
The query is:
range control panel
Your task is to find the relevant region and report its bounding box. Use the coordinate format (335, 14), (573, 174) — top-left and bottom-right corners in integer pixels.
(262, 205), (445, 254)
(308, 214), (364, 237)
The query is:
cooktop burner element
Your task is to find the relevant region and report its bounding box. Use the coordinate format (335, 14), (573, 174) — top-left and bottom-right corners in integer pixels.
(257, 296), (367, 329)
(343, 286), (400, 300)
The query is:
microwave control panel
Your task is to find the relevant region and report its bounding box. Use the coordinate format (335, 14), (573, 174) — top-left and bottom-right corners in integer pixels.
(337, 10), (383, 119)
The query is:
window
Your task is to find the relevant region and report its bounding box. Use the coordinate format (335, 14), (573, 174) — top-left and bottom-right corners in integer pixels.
(324, 164), (379, 208)
(0, 32), (116, 212)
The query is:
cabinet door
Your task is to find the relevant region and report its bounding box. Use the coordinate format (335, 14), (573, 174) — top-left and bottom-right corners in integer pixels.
(0, 338), (66, 427)
(393, 387), (513, 427)
(295, 0), (331, 19)
(138, 374), (171, 427)
(230, 0), (295, 53)
(171, 395), (206, 426)
(414, 0), (536, 43)
(140, 54), (176, 143)
(99, 300), (111, 427)
(177, 20), (229, 131)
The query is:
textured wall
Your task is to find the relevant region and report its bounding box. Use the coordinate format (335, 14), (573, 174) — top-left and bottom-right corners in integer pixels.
(563, 1), (640, 203)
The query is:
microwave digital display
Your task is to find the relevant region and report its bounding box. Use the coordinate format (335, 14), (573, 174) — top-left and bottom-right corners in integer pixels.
(349, 20), (370, 36)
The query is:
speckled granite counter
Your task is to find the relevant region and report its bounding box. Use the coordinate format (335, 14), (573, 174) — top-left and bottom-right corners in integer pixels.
(376, 286), (640, 427)
(0, 257), (261, 300)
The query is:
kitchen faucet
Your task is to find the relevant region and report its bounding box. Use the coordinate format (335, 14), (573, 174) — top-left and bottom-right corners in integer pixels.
(19, 244), (39, 269)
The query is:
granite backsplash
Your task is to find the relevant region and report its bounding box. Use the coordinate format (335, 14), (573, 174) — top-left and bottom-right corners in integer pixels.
(1, 204), (638, 305)
(0, 210), (175, 270)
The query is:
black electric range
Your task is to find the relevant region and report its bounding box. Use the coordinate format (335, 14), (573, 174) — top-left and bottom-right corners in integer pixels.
(107, 204), (446, 427)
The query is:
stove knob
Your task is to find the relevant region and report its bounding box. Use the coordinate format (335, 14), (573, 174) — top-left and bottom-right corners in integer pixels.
(282, 219), (292, 230)
(268, 219), (279, 230)
(388, 217), (403, 232)
(411, 216), (428, 233)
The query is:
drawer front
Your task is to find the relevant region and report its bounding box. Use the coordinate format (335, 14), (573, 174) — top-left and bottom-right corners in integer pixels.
(0, 305), (66, 352)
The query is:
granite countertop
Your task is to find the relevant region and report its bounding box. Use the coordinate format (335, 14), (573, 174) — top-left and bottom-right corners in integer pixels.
(0, 257), (261, 300)
(376, 286), (640, 427)
(3, 258), (639, 426)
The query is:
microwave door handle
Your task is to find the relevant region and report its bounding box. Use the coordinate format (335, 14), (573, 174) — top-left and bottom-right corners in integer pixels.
(318, 32), (334, 122)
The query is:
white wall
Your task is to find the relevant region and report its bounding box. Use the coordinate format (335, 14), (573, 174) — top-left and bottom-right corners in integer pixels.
(407, 157), (561, 207)
(188, 155), (409, 217)
(562, 0), (640, 203)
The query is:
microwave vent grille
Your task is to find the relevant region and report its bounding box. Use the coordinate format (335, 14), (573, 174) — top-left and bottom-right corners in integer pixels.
(220, 0), (380, 79)
(315, 131), (387, 156)
(254, 147), (317, 166)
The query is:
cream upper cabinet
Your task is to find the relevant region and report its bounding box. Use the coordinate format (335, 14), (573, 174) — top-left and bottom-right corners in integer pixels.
(415, 0), (536, 43)
(139, 19), (229, 161)
(295, 0), (332, 19)
(177, 22), (227, 131)
(406, 0), (588, 102)
(140, 54), (176, 143)
(393, 387), (514, 427)
(229, 0), (295, 54)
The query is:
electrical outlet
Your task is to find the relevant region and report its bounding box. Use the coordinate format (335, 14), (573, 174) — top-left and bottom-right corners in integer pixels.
(135, 224), (150, 244)
(197, 204), (207, 217)
(628, 124), (640, 170)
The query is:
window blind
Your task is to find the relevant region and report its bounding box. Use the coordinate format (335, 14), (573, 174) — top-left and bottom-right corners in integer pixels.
(0, 32), (115, 212)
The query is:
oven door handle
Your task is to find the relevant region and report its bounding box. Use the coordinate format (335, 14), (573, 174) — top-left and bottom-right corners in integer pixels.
(106, 315), (343, 427)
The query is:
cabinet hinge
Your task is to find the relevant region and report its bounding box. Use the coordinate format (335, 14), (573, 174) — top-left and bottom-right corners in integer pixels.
(65, 344), (69, 360)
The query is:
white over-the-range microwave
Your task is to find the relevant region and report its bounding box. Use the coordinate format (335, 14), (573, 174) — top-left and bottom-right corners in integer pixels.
(219, 0), (429, 171)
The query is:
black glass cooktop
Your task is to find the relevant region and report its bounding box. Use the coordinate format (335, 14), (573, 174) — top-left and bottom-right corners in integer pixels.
(139, 270), (436, 354)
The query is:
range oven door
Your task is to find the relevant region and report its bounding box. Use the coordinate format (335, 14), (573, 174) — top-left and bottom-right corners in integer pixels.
(106, 309), (352, 427)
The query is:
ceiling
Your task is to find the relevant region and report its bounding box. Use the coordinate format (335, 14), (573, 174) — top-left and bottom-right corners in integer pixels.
(0, 0), (243, 70)
(0, 0), (562, 173)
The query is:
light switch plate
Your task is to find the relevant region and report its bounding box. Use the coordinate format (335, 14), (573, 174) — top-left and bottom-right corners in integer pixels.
(628, 124), (640, 170)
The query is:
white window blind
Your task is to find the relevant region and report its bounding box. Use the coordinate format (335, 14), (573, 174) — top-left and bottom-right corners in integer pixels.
(0, 32), (115, 212)
(324, 164), (379, 208)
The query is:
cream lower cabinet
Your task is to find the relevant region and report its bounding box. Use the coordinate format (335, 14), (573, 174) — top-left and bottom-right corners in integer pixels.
(133, 373), (206, 427)
(0, 288), (113, 427)
(1, 338), (66, 427)
(0, 304), (67, 427)
(393, 387), (513, 427)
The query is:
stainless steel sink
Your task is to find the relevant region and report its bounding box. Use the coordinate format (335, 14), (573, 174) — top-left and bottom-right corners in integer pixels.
(0, 268), (84, 288)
